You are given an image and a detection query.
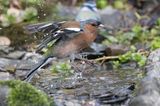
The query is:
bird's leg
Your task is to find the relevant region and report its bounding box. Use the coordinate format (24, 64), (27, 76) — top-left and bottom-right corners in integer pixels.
(69, 53), (77, 63)
(69, 54), (85, 78)
(74, 52), (100, 68)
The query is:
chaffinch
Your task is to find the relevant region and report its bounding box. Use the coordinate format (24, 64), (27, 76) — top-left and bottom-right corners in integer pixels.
(76, 0), (101, 22)
(24, 19), (103, 81)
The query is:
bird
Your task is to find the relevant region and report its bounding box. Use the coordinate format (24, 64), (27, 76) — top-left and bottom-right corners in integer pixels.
(24, 19), (104, 81)
(75, 0), (101, 22)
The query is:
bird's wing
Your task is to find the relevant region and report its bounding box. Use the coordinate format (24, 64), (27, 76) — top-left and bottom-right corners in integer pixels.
(24, 21), (62, 33)
(36, 32), (61, 52)
(36, 27), (83, 52)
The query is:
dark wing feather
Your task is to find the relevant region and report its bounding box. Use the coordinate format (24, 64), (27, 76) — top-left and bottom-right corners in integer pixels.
(24, 21), (60, 33)
(24, 21), (82, 52)
(36, 33), (61, 52)
(61, 28), (82, 38)
(36, 28), (82, 52)
(55, 28), (82, 42)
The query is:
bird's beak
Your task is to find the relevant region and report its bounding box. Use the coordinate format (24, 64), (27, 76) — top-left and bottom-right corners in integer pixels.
(98, 24), (105, 29)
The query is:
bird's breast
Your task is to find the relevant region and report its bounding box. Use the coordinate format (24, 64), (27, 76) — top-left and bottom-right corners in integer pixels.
(53, 34), (92, 58)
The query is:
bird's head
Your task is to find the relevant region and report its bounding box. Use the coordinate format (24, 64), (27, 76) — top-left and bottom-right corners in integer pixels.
(84, 0), (96, 6)
(76, 0), (101, 22)
(85, 19), (103, 27)
(80, 19), (105, 35)
(80, 19), (104, 30)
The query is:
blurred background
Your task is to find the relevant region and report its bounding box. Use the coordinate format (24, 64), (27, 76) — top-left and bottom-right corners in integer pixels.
(0, 0), (159, 49)
(0, 1), (160, 106)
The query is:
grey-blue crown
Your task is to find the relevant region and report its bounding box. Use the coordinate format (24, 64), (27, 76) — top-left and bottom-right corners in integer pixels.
(83, 0), (96, 7)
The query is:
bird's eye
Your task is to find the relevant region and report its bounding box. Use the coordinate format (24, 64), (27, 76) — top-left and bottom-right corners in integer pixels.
(91, 23), (97, 26)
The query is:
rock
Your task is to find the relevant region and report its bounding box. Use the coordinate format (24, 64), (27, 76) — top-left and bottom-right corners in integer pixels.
(0, 36), (11, 46)
(6, 51), (26, 59)
(16, 60), (36, 70)
(15, 70), (27, 79)
(0, 72), (13, 80)
(0, 85), (9, 106)
(64, 100), (81, 106)
(129, 78), (160, 106)
(0, 58), (19, 69)
(123, 11), (137, 28)
(4, 65), (16, 74)
(100, 7), (122, 29)
(129, 49), (160, 106)
(56, 3), (78, 20)
(0, 46), (14, 55)
(100, 6), (137, 30)
(0, 56), (41, 79)
(22, 52), (43, 61)
(100, 6), (117, 15)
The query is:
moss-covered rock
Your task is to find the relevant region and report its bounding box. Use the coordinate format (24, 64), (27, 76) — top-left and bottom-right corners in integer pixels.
(0, 80), (53, 106)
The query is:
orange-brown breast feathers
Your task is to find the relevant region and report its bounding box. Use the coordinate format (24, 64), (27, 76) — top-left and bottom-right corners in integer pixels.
(83, 24), (98, 43)
(53, 24), (98, 58)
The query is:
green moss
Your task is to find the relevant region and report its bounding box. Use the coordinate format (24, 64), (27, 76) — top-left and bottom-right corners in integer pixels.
(96, 0), (108, 9)
(0, 80), (53, 106)
(50, 61), (74, 77)
(151, 37), (160, 50)
(113, 47), (147, 68)
(113, 0), (125, 9)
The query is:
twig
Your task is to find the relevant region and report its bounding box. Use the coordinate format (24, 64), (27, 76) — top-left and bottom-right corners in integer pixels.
(92, 51), (149, 62)
(93, 56), (119, 62)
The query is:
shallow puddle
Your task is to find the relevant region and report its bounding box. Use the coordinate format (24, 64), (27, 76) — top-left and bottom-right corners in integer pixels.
(29, 61), (143, 106)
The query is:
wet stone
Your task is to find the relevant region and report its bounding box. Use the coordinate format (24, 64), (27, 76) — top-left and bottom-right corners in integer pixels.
(61, 78), (87, 89)
(0, 58), (20, 69)
(0, 67), (6, 72)
(129, 78), (160, 106)
(129, 49), (160, 106)
(0, 86), (9, 106)
(6, 51), (26, 59)
(0, 36), (11, 46)
(22, 52), (43, 61)
(75, 88), (90, 99)
(100, 6), (137, 30)
(0, 46), (14, 54)
(16, 59), (36, 70)
(15, 70), (28, 79)
(64, 100), (81, 106)
(0, 57), (35, 72)
(101, 9), (122, 30)
(26, 56), (141, 106)
(57, 3), (77, 19)
(4, 65), (16, 74)
(0, 72), (14, 80)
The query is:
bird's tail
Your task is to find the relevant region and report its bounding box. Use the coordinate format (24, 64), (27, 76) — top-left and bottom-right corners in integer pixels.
(24, 21), (60, 33)
(24, 55), (53, 82)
